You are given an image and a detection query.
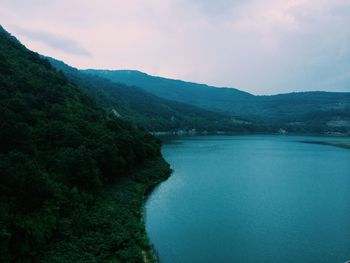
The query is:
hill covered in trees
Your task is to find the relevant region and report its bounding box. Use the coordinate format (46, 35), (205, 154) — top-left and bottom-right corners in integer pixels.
(48, 58), (267, 133)
(0, 25), (171, 262)
(86, 70), (350, 134)
(83, 69), (253, 115)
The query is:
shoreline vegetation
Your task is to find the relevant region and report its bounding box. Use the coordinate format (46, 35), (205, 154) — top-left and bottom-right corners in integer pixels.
(301, 141), (350, 150)
(40, 158), (171, 263)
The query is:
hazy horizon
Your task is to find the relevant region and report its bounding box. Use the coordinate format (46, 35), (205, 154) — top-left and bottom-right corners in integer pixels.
(1, 0), (350, 95)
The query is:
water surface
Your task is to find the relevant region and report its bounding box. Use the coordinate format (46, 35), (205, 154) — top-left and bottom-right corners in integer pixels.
(145, 135), (350, 263)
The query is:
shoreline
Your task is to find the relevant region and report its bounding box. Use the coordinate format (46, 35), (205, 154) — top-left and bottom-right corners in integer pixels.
(151, 131), (350, 137)
(39, 158), (171, 263)
(113, 157), (172, 263)
(140, 161), (172, 263)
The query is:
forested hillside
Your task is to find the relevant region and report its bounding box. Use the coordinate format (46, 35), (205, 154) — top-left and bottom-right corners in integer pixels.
(87, 70), (350, 134)
(83, 69), (253, 114)
(49, 58), (267, 133)
(0, 26), (170, 262)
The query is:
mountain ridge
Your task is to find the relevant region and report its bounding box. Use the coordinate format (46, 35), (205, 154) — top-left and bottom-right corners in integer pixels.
(48, 57), (267, 133)
(85, 69), (350, 97)
(84, 69), (253, 95)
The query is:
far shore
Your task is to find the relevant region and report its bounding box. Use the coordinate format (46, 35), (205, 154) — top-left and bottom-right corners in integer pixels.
(151, 130), (350, 136)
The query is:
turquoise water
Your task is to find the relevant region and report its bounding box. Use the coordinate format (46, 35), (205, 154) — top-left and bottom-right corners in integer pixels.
(145, 135), (350, 263)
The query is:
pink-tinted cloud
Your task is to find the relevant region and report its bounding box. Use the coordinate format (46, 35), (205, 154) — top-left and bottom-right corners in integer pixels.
(0, 0), (349, 94)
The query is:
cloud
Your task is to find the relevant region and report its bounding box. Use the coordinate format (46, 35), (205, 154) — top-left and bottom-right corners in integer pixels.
(0, 0), (349, 94)
(11, 25), (91, 56)
(187, 0), (248, 17)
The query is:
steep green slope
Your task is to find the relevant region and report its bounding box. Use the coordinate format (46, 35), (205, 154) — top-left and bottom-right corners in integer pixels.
(85, 70), (350, 134)
(49, 58), (266, 133)
(0, 26), (170, 262)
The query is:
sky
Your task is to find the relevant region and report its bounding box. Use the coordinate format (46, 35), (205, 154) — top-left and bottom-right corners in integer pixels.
(1, 0), (350, 95)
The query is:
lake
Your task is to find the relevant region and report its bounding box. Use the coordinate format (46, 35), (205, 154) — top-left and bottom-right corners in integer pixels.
(145, 135), (350, 263)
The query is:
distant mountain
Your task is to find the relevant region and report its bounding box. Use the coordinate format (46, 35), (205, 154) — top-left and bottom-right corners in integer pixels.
(83, 69), (254, 114)
(49, 59), (266, 133)
(85, 70), (350, 134)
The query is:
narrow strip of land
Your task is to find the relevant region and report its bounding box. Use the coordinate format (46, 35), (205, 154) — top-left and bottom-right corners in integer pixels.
(301, 141), (350, 150)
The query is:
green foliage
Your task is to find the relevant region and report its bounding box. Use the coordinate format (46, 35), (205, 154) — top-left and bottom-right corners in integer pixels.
(40, 158), (171, 263)
(0, 26), (170, 262)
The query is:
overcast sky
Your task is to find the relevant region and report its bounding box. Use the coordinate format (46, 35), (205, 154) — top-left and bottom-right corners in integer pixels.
(1, 0), (350, 95)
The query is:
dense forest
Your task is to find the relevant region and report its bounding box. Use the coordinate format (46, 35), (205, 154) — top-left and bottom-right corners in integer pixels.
(86, 70), (350, 134)
(0, 26), (171, 262)
(48, 58), (268, 133)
